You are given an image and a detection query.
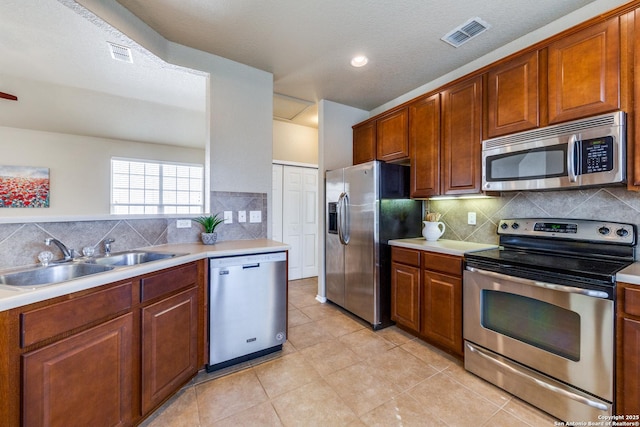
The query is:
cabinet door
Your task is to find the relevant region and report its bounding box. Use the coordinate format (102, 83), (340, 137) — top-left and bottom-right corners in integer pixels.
(377, 108), (409, 161)
(421, 270), (462, 356)
(547, 17), (620, 124)
(486, 51), (539, 138)
(23, 314), (133, 427)
(391, 261), (420, 332)
(619, 316), (640, 415)
(141, 287), (198, 414)
(441, 76), (482, 194)
(353, 121), (376, 165)
(410, 94), (441, 197)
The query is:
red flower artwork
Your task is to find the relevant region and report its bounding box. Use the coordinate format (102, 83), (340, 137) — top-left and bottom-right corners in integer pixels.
(0, 166), (50, 208)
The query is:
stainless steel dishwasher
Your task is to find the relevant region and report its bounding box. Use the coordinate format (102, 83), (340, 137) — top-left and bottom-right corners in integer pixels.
(207, 251), (287, 371)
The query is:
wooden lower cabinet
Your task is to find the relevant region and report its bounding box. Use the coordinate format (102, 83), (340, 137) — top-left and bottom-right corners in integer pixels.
(390, 247), (463, 356)
(421, 270), (462, 355)
(616, 282), (640, 415)
(141, 287), (198, 414)
(23, 313), (133, 427)
(1, 260), (206, 426)
(391, 261), (421, 332)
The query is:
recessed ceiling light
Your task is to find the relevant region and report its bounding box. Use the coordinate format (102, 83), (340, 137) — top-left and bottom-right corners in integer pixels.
(350, 56), (368, 68)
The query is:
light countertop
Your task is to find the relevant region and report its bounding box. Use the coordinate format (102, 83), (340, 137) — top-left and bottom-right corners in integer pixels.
(0, 239), (289, 312)
(617, 262), (640, 285)
(389, 238), (497, 256)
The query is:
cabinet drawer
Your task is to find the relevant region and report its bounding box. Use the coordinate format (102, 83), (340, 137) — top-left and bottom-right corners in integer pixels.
(624, 286), (640, 317)
(392, 247), (421, 267)
(141, 262), (198, 303)
(21, 282), (132, 348)
(422, 252), (462, 276)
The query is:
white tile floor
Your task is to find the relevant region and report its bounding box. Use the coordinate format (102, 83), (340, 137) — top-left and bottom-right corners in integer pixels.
(141, 277), (558, 426)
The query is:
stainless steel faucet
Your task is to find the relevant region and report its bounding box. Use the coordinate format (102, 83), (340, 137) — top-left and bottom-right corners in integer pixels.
(103, 238), (115, 255)
(44, 238), (74, 261)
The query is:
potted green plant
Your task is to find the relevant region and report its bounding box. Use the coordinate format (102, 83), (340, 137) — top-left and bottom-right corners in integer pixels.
(192, 213), (224, 245)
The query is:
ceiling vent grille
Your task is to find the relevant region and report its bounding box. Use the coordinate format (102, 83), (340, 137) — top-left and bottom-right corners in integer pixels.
(108, 42), (133, 63)
(441, 17), (491, 48)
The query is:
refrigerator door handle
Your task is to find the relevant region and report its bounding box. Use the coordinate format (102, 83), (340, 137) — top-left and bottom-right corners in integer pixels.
(337, 192), (350, 245)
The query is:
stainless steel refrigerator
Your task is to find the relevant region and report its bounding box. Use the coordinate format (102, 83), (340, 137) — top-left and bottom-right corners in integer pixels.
(325, 161), (422, 329)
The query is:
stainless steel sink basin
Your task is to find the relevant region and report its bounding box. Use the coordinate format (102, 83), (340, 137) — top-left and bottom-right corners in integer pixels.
(0, 263), (115, 287)
(90, 251), (179, 266)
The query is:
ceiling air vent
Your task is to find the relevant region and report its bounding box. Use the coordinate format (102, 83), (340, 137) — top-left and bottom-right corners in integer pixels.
(441, 17), (491, 48)
(108, 42), (133, 63)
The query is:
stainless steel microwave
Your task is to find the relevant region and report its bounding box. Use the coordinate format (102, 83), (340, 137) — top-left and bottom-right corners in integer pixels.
(482, 111), (626, 191)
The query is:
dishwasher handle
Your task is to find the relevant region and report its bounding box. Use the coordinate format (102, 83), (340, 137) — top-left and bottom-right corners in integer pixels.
(242, 263), (260, 269)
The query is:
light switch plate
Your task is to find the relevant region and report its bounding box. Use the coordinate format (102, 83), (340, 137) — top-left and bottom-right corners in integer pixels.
(224, 211), (233, 224)
(238, 210), (247, 223)
(468, 212), (477, 225)
(176, 219), (191, 228)
(249, 210), (262, 223)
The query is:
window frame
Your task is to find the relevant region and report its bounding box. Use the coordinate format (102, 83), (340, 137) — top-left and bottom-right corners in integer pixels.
(110, 157), (204, 215)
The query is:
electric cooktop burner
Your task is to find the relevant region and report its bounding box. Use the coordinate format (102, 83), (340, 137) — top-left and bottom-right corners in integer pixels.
(464, 218), (637, 289)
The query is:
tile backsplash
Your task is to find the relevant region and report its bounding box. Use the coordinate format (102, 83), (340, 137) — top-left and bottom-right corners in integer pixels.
(427, 186), (640, 246)
(0, 191), (268, 270)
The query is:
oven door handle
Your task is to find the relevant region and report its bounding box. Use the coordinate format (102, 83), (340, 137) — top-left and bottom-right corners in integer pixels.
(465, 267), (610, 299)
(466, 343), (609, 411)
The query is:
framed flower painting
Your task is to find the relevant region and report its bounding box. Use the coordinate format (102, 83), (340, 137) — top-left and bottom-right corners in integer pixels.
(0, 166), (50, 208)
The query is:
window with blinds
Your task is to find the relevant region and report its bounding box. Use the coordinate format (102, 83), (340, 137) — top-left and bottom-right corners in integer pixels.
(111, 158), (204, 214)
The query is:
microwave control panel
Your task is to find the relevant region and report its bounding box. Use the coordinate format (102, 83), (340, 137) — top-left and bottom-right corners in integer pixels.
(580, 136), (614, 174)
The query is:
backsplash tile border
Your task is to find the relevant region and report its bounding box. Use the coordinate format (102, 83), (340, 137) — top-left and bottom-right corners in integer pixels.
(428, 187), (640, 248)
(0, 191), (268, 270)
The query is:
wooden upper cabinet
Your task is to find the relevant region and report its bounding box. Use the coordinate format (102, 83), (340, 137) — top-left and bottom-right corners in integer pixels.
(353, 121), (376, 165)
(441, 76), (482, 195)
(377, 108), (409, 161)
(410, 94), (441, 197)
(486, 50), (539, 138)
(547, 17), (620, 124)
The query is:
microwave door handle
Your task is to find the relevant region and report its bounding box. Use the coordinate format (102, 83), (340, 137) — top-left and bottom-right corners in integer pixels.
(567, 134), (578, 183)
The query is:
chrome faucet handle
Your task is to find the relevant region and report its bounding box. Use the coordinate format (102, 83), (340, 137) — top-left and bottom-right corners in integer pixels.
(38, 251), (54, 266)
(103, 238), (115, 255)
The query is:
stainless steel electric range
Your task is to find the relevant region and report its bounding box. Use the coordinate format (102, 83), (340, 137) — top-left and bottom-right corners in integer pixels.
(463, 218), (637, 422)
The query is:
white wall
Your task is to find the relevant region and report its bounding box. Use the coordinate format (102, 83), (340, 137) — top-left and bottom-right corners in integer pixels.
(0, 126), (204, 218)
(0, 74), (206, 149)
(316, 100), (369, 300)
(73, 0), (275, 234)
(273, 120), (318, 165)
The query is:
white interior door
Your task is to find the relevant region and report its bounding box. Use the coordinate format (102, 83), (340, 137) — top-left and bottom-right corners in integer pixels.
(273, 163), (318, 280)
(283, 166), (303, 280)
(272, 164), (283, 242)
(301, 168), (318, 278)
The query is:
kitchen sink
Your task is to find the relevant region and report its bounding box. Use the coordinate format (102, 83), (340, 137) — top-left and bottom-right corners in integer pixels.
(0, 263), (115, 288)
(89, 250), (180, 266)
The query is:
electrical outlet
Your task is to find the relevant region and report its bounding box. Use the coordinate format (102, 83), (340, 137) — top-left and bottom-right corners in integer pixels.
(238, 210), (247, 223)
(176, 219), (191, 228)
(468, 212), (477, 225)
(224, 211), (233, 224)
(249, 210), (262, 223)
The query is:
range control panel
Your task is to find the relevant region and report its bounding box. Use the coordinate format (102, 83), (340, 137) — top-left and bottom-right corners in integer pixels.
(497, 218), (636, 245)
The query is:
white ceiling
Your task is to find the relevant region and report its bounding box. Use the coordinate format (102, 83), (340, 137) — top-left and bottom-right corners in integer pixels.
(0, 0), (629, 144)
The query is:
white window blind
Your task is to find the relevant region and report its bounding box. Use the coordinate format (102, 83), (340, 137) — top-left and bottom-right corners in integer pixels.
(111, 158), (204, 214)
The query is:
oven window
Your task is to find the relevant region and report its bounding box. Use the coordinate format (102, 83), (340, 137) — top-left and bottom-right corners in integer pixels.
(487, 146), (566, 181)
(481, 290), (580, 361)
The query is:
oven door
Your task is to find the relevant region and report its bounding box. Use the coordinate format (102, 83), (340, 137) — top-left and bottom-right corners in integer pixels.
(463, 267), (614, 404)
